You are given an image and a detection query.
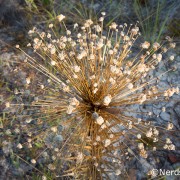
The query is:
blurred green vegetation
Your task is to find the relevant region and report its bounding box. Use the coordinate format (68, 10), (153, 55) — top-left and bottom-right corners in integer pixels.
(133, 0), (175, 43)
(168, 18), (180, 37)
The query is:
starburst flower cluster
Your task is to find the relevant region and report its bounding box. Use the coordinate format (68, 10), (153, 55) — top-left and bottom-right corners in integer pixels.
(12, 12), (178, 179)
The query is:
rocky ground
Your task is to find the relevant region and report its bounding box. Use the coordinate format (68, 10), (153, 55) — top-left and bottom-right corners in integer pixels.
(0, 0), (180, 179)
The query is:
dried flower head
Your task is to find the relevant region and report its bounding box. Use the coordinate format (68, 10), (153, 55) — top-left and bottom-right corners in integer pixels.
(31, 159), (36, 164)
(96, 116), (104, 125)
(57, 14), (65, 22)
(141, 41), (150, 49)
(103, 95), (112, 106)
(14, 14), (178, 179)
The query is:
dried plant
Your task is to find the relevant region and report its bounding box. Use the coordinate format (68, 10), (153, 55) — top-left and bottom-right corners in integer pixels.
(6, 12), (178, 179)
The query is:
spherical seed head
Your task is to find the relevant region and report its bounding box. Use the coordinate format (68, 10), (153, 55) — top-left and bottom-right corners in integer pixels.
(21, 15), (178, 178)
